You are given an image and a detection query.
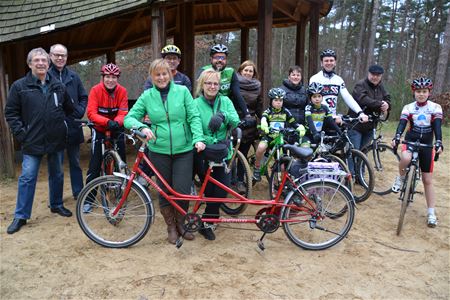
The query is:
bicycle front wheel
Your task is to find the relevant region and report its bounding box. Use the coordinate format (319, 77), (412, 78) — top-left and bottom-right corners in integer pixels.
(76, 175), (154, 248)
(282, 180), (355, 250)
(397, 165), (416, 235)
(352, 149), (375, 203)
(221, 150), (252, 215)
(364, 143), (400, 195)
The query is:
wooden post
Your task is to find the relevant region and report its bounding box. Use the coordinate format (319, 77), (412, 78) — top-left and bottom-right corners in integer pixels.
(257, 0), (273, 110)
(308, 4), (320, 78)
(0, 49), (16, 178)
(106, 51), (116, 64)
(151, 7), (164, 59)
(241, 27), (249, 63)
(177, 2), (195, 83)
(295, 18), (307, 75)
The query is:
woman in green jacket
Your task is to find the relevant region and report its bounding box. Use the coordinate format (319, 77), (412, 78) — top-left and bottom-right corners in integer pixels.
(194, 68), (240, 240)
(124, 59), (205, 245)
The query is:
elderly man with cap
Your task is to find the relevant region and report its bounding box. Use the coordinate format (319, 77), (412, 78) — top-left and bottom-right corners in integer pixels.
(347, 64), (391, 151)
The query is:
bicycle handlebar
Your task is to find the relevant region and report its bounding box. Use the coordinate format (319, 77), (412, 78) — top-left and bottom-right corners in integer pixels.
(393, 140), (439, 162)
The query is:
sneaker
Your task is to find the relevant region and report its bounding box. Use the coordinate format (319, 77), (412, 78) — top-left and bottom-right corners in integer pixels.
(236, 181), (246, 194)
(427, 214), (437, 228)
(83, 202), (93, 214)
(392, 176), (405, 193)
(136, 176), (149, 188)
(199, 223), (216, 240)
(253, 168), (261, 182)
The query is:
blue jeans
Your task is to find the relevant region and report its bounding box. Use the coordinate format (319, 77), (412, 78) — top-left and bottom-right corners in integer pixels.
(347, 129), (372, 176)
(61, 144), (83, 197)
(14, 152), (64, 219)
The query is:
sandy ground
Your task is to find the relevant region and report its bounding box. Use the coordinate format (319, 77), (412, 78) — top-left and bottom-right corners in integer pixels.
(1, 141), (449, 300)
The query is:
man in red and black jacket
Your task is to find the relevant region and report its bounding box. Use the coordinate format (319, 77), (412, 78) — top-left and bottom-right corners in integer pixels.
(85, 63), (128, 190)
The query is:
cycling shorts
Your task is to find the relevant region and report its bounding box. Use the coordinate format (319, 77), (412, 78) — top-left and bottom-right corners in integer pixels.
(401, 143), (435, 173)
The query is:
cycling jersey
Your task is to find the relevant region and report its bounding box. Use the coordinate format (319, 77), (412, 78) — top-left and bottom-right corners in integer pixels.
(396, 100), (443, 173)
(309, 70), (362, 116)
(260, 107), (299, 142)
(305, 103), (339, 134)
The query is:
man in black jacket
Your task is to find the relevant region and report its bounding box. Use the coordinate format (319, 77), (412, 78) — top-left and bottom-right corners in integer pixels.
(4, 47), (74, 234)
(348, 64), (391, 150)
(49, 44), (88, 200)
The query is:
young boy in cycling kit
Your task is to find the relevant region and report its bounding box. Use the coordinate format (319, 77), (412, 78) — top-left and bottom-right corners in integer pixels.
(303, 82), (342, 146)
(252, 88), (306, 182)
(85, 63), (128, 212)
(309, 49), (369, 125)
(391, 77), (443, 227)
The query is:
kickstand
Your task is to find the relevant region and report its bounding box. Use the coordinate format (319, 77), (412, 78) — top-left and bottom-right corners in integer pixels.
(175, 236), (184, 249)
(257, 233), (266, 251)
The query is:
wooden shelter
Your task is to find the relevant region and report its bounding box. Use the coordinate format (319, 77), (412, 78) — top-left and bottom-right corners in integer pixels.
(0, 0), (332, 177)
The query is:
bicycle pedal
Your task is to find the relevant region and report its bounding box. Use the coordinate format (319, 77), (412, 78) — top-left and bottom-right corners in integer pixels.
(175, 237), (184, 249)
(257, 239), (265, 251)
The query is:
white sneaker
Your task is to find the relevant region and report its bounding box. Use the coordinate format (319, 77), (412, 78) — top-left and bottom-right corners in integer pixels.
(427, 214), (437, 228)
(392, 176), (405, 193)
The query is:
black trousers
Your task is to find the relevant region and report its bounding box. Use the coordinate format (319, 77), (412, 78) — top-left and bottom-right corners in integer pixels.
(149, 150), (193, 209)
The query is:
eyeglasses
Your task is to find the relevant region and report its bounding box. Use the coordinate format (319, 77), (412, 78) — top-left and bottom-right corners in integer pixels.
(204, 81), (219, 87)
(212, 55), (227, 61)
(51, 53), (67, 58)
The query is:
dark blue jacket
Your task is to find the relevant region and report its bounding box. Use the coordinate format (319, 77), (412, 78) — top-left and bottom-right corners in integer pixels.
(49, 65), (88, 144)
(5, 71), (73, 155)
(279, 79), (308, 125)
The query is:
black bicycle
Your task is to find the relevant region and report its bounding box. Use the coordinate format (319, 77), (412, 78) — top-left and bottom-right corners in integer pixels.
(395, 140), (439, 235)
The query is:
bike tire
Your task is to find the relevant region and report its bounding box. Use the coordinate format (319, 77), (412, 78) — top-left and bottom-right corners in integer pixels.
(397, 165), (416, 236)
(364, 143), (400, 195)
(221, 150), (252, 215)
(352, 149), (375, 203)
(282, 179), (355, 250)
(102, 150), (122, 176)
(76, 175), (154, 248)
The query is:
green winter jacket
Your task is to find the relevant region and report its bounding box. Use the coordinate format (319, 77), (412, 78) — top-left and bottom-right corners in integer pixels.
(194, 94), (240, 159)
(124, 82), (204, 155)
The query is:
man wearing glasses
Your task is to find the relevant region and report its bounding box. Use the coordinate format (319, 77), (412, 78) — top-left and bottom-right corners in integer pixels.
(198, 44), (251, 120)
(49, 44), (88, 201)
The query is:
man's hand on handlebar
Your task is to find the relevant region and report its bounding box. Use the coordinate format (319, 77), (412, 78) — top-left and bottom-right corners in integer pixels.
(358, 112), (369, 123)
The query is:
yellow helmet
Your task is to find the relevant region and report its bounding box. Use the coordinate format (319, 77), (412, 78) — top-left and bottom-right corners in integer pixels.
(161, 45), (181, 58)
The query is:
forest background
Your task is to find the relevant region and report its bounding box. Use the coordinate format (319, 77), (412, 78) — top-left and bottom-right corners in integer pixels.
(71, 0), (450, 121)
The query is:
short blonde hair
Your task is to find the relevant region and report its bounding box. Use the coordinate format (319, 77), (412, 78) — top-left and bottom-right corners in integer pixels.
(148, 58), (173, 80)
(195, 68), (220, 97)
(238, 60), (258, 79)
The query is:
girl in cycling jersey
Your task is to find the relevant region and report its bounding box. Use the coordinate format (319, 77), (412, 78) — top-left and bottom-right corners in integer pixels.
(391, 77), (443, 227)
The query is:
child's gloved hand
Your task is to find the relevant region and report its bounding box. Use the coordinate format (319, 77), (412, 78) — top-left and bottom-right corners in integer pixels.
(296, 125), (306, 137)
(260, 119), (269, 134)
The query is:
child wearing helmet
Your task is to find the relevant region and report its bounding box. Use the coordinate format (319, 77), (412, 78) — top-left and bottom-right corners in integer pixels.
(391, 77), (443, 227)
(303, 82), (341, 147)
(252, 87), (306, 182)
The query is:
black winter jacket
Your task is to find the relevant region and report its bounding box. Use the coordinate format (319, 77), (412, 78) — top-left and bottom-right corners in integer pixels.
(279, 79), (308, 124)
(349, 78), (391, 133)
(5, 72), (74, 155)
(49, 66), (88, 144)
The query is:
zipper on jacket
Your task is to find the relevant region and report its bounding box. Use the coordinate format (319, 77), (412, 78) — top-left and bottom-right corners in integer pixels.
(162, 98), (173, 156)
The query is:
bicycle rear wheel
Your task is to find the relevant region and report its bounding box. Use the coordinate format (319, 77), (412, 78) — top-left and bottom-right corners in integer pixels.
(221, 150), (252, 215)
(352, 149), (375, 203)
(282, 180), (354, 250)
(397, 166), (416, 235)
(364, 143), (400, 195)
(76, 175), (154, 248)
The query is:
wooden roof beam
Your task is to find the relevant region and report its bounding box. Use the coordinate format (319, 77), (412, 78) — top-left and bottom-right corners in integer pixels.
(220, 0), (246, 28)
(112, 10), (144, 51)
(273, 0), (299, 22)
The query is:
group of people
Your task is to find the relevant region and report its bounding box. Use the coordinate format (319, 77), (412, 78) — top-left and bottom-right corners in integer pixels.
(4, 43), (443, 243)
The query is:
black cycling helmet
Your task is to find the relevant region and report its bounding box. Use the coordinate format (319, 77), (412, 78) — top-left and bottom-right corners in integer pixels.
(307, 82), (324, 95)
(161, 44), (181, 58)
(411, 77), (433, 91)
(320, 49), (337, 60)
(268, 88), (286, 106)
(210, 44), (229, 56)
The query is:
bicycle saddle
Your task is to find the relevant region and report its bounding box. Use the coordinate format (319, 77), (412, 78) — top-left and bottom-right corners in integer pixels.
(283, 144), (313, 159)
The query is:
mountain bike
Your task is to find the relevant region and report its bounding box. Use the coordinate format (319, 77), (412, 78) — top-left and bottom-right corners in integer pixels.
(395, 140), (439, 235)
(360, 118), (400, 195)
(76, 128), (355, 250)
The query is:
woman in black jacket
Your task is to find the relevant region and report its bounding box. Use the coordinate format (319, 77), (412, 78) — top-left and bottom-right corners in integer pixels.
(278, 65), (308, 125)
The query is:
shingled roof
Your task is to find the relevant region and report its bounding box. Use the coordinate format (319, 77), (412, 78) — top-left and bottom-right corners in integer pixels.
(0, 0), (150, 43)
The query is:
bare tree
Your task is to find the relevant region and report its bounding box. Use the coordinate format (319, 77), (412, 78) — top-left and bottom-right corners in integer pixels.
(366, 0), (381, 68)
(354, 0), (369, 80)
(434, 9), (450, 94)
